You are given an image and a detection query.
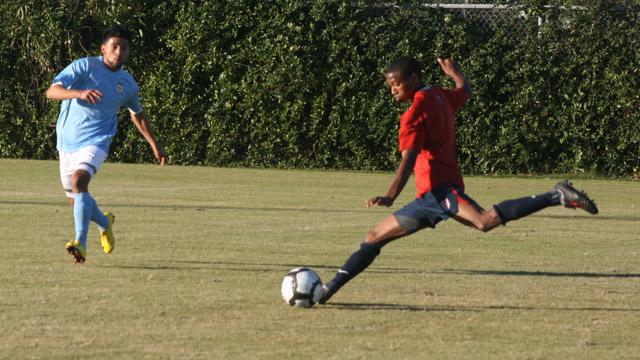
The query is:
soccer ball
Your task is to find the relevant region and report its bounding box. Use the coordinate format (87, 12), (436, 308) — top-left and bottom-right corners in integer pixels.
(281, 267), (323, 308)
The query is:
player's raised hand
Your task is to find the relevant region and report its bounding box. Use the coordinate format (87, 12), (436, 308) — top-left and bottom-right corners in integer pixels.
(78, 89), (103, 104)
(366, 196), (394, 208)
(437, 58), (463, 78)
(437, 58), (471, 94)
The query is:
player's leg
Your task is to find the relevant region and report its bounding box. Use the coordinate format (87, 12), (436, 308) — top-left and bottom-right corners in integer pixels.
(454, 186), (559, 231)
(320, 194), (445, 304)
(319, 215), (408, 304)
(71, 169), (98, 249)
(72, 188), (114, 255)
(453, 201), (502, 232)
(77, 147), (116, 254)
(62, 146), (111, 263)
(60, 152), (88, 263)
(73, 147), (111, 240)
(454, 181), (598, 231)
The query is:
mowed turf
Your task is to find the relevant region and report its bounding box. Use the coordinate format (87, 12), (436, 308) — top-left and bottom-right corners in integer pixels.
(0, 159), (639, 359)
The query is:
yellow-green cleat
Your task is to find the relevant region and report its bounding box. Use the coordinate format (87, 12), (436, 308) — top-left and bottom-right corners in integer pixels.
(65, 240), (86, 264)
(100, 212), (116, 254)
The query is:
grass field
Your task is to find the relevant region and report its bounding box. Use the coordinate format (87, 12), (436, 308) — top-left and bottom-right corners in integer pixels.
(1, 159), (639, 359)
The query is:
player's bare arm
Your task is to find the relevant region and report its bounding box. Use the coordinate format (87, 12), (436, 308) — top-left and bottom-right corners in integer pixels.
(130, 111), (167, 166)
(46, 84), (103, 104)
(437, 58), (472, 96)
(366, 148), (418, 207)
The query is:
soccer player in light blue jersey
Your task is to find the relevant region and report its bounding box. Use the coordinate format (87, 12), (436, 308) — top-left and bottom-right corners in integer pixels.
(46, 25), (167, 264)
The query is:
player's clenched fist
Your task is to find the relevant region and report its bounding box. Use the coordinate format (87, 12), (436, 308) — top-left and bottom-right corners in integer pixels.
(78, 89), (103, 104)
(366, 196), (394, 207)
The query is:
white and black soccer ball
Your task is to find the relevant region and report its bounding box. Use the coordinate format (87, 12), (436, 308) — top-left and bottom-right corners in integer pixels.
(281, 267), (323, 308)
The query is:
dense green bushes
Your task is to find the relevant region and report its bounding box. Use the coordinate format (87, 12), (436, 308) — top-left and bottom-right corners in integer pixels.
(1, 1), (638, 176)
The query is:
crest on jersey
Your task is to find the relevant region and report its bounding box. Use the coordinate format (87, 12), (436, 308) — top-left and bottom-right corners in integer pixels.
(116, 84), (124, 94)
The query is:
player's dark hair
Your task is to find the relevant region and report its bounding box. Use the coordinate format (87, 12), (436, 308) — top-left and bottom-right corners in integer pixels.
(385, 56), (422, 80)
(102, 25), (132, 44)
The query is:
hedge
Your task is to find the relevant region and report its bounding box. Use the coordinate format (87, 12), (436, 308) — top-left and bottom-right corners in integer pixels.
(1, 0), (638, 176)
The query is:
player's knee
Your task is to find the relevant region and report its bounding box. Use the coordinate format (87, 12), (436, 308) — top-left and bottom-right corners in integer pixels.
(366, 227), (396, 244)
(365, 229), (381, 243)
(474, 213), (499, 232)
(476, 223), (493, 232)
(70, 170), (90, 193)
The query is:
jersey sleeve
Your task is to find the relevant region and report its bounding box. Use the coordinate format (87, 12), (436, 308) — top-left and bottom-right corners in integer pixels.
(126, 83), (143, 114)
(398, 99), (427, 152)
(51, 58), (89, 88)
(441, 87), (469, 112)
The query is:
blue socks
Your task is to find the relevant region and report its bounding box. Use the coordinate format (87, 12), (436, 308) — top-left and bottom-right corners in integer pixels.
(73, 192), (108, 248)
(494, 190), (560, 225)
(92, 200), (108, 231)
(325, 242), (381, 294)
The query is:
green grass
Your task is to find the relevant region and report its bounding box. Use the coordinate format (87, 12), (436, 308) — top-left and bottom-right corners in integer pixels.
(1, 159), (639, 359)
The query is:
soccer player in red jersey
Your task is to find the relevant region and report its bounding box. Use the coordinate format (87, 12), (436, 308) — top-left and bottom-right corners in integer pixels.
(319, 56), (598, 304)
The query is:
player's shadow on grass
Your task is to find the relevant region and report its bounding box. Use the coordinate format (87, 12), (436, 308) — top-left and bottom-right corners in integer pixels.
(0, 199), (384, 214)
(98, 260), (443, 274)
(107, 261), (640, 280)
(98, 260), (640, 281)
(439, 269), (640, 278)
(323, 303), (476, 312)
(95, 264), (188, 271)
(325, 302), (640, 313)
(156, 260), (459, 275)
(96, 260), (342, 272)
(531, 213), (637, 222)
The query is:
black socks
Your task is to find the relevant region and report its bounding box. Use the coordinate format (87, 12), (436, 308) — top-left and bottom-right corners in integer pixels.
(494, 190), (560, 225)
(325, 242), (381, 294)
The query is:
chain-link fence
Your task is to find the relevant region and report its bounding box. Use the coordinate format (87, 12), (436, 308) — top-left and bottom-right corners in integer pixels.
(375, 2), (639, 40)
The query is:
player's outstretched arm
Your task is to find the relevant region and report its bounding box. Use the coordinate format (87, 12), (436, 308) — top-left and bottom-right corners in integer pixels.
(366, 149), (417, 207)
(130, 111), (167, 166)
(46, 84), (103, 104)
(437, 58), (472, 96)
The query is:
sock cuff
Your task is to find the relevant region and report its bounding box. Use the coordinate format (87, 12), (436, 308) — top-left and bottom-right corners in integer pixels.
(492, 205), (507, 226)
(73, 192), (91, 200)
(360, 242), (381, 255)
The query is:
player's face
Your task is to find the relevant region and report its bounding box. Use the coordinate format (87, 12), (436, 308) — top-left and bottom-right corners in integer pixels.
(385, 71), (418, 103)
(101, 37), (131, 71)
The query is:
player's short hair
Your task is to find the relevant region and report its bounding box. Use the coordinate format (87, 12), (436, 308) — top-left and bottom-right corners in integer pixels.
(102, 25), (132, 44)
(385, 56), (422, 80)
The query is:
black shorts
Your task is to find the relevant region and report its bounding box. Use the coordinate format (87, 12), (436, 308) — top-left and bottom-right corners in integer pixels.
(393, 184), (479, 233)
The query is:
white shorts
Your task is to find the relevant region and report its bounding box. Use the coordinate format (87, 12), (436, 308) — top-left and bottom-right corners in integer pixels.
(59, 145), (107, 198)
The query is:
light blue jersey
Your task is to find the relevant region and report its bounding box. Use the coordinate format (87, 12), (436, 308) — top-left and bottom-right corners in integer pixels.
(53, 56), (143, 152)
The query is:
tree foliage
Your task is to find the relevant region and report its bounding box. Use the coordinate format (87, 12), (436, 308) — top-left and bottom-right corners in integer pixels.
(1, 0), (638, 175)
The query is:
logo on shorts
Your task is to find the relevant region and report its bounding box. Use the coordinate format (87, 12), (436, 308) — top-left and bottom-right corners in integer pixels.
(116, 84), (124, 94)
(440, 198), (451, 210)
